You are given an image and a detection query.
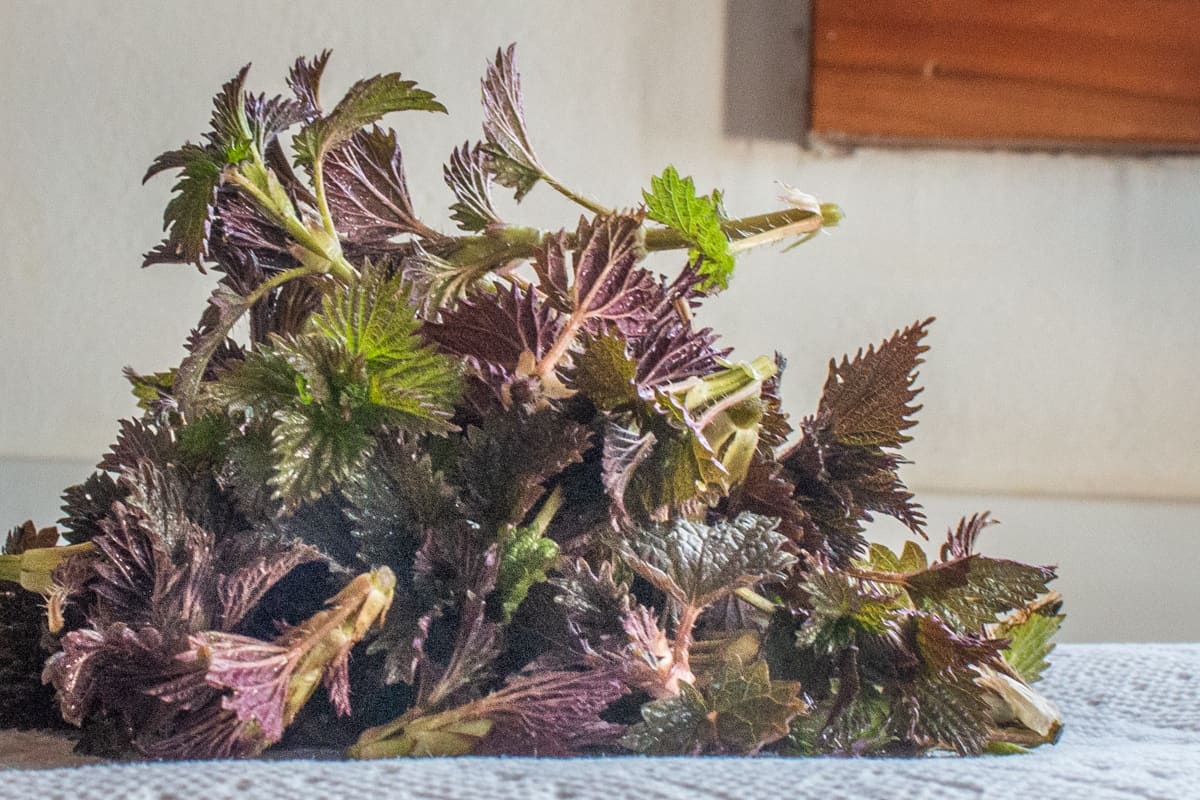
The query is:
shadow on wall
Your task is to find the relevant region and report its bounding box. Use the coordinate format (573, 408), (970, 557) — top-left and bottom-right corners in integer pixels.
(723, 0), (811, 140)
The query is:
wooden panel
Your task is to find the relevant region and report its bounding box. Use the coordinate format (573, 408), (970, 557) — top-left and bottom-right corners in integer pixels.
(809, 1), (1200, 150)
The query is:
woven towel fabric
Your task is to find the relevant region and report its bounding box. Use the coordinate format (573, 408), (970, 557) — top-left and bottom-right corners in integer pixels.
(2, 643), (1198, 799)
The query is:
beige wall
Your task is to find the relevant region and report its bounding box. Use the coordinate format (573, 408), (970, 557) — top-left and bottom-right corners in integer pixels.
(2, 0), (1199, 502)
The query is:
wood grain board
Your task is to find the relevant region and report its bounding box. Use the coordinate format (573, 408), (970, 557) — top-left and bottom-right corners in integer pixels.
(809, 1), (1200, 150)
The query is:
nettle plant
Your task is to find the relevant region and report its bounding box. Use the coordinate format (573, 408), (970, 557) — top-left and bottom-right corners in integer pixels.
(0, 47), (1063, 759)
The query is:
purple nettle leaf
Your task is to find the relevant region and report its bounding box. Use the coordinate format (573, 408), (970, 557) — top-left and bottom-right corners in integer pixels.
(323, 126), (431, 243)
(424, 283), (564, 404)
(472, 668), (629, 755)
(287, 50), (331, 121)
(444, 141), (502, 233)
(480, 44), (544, 200)
(535, 214), (658, 329)
(43, 622), (185, 728)
(214, 539), (323, 632)
(243, 92), (305, 153)
(213, 187), (295, 264)
(181, 632), (293, 741)
(939, 512), (995, 562)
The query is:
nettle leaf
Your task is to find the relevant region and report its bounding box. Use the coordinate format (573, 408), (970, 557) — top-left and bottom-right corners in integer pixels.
(175, 287), (252, 414)
(401, 243), (495, 314)
(323, 126), (427, 243)
(616, 513), (795, 611)
(342, 432), (461, 571)
(604, 413), (723, 523)
(480, 44), (545, 200)
(353, 668), (627, 757)
(906, 553), (1057, 633)
(779, 320), (934, 563)
(568, 330), (639, 410)
(795, 569), (905, 653)
(819, 318), (932, 448)
(725, 458), (808, 550)
(59, 471), (129, 544)
(293, 72), (445, 169)
(631, 311), (725, 398)
(287, 50), (331, 121)
(143, 144), (224, 268)
(243, 92), (304, 156)
(940, 511), (993, 562)
(426, 289), (531, 366)
(444, 141), (501, 232)
(621, 659), (804, 755)
(311, 267), (462, 431)
(454, 410), (591, 531)
(902, 615), (1005, 755)
(142, 66), (263, 269)
(205, 65), (255, 162)
(535, 215), (657, 330)
(124, 367), (177, 412)
(642, 166), (733, 290)
(270, 403), (375, 509)
(423, 283), (563, 400)
(999, 606), (1063, 685)
(496, 524), (559, 622)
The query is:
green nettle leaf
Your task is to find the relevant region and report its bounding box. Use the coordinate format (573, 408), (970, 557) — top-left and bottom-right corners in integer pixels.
(271, 403), (375, 508)
(496, 524), (559, 622)
(615, 513), (795, 611)
(293, 73), (446, 169)
(905, 555), (1056, 633)
(568, 331), (639, 410)
(642, 166), (733, 290)
(999, 609), (1064, 684)
(142, 67), (263, 269)
(143, 144), (224, 267)
(123, 368), (177, 412)
(621, 659), (805, 754)
(795, 569), (905, 653)
(207, 64), (255, 162)
(310, 267), (462, 432)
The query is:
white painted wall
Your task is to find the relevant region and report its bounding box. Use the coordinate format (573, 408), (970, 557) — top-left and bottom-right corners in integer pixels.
(2, 1), (1199, 640)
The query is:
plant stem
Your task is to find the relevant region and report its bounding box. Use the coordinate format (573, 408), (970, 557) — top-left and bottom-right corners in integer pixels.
(733, 586), (779, 614)
(643, 207), (823, 253)
(226, 171), (358, 283)
(245, 265), (326, 306)
(541, 172), (613, 216)
(530, 485), (565, 536)
(311, 160), (338, 239)
(672, 603), (702, 675)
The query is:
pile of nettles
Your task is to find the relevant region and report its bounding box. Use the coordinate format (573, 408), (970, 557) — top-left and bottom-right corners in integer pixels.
(0, 46), (1063, 759)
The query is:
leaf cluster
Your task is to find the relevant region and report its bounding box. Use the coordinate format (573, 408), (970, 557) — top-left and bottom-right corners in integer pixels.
(2, 43), (1062, 762)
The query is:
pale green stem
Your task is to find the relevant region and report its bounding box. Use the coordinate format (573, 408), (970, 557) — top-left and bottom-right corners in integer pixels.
(541, 172), (613, 216)
(245, 264), (327, 306)
(530, 485), (565, 536)
(226, 171), (358, 284)
(726, 214), (824, 254)
(311, 159), (339, 239)
(734, 586), (779, 614)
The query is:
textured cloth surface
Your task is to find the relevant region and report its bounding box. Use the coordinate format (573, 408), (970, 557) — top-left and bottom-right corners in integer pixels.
(2, 643), (1198, 799)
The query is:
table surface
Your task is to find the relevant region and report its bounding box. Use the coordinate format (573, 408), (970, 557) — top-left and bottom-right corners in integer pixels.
(2, 643), (1198, 799)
